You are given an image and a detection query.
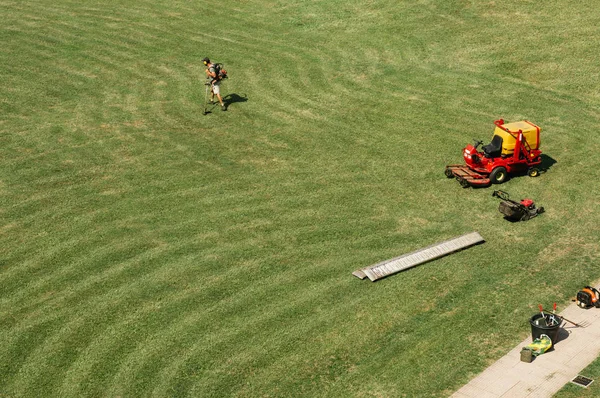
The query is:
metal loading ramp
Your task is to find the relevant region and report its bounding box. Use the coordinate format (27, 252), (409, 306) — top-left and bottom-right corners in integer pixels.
(353, 232), (485, 281)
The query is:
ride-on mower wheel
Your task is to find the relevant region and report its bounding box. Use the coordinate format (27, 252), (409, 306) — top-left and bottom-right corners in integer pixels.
(459, 178), (470, 188)
(445, 168), (454, 178)
(490, 166), (508, 184)
(528, 168), (540, 177)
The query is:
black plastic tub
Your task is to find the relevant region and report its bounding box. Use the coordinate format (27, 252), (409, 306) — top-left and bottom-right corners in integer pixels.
(530, 313), (561, 346)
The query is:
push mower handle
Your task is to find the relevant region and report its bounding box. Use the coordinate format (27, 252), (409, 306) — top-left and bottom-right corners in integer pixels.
(492, 190), (510, 201)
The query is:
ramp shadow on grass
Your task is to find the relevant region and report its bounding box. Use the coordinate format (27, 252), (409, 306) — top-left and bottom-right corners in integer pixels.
(493, 154), (558, 185)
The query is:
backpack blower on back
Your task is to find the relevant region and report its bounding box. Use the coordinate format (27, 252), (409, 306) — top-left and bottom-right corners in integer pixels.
(213, 63), (228, 81)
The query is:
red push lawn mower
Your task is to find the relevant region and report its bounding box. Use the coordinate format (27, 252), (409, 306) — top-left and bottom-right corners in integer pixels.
(492, 190), (544, 221)
(445, 119), (543, 188)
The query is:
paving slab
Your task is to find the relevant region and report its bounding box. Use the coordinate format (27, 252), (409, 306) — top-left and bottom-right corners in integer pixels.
(451, 302), (600, 397)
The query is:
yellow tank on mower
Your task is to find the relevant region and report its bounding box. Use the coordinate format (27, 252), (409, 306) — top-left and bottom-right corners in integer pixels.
(491, 120), (540, 157)
(445, 119), (543, 187)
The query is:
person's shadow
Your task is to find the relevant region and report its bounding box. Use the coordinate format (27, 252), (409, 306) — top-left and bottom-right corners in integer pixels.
(223, 93), (248, 109)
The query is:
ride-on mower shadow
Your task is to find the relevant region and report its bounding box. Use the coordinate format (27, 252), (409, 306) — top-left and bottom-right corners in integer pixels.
(538, 154), (557, 173)
(505, 154), (557, 181)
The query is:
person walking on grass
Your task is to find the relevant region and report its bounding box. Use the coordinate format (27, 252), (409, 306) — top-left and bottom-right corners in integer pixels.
(203, 57), (226, 111)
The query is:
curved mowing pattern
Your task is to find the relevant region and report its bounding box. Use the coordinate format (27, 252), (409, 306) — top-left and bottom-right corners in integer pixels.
(1, 2), (402, 395)
(3, 0), (600, 397)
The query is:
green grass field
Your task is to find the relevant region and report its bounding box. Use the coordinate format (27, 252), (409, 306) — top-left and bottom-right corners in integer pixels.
(2, 1), (600, 396)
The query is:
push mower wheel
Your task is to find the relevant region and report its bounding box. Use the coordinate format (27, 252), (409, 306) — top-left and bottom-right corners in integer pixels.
(445, 168), (454, 178)
(528, 168), (540, 177)
(490, 167), (508, 184)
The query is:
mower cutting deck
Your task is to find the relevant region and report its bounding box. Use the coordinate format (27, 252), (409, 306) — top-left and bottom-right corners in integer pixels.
(446, 119), (543, 188)
(445, 165), (490, 188)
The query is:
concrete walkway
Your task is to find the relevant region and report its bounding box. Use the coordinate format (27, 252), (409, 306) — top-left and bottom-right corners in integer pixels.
(452, 302), (600, 397)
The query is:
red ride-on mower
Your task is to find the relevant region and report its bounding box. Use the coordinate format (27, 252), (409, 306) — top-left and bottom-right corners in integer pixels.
(445, 119), (543, 188)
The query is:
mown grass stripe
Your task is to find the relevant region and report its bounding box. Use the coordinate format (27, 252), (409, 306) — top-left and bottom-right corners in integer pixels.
(3, 0), (600, 396)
